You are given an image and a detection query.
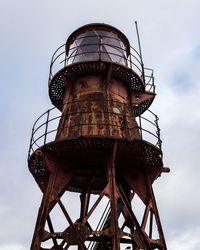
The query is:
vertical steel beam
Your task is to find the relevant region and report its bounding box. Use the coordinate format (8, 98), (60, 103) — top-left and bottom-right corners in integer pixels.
(31, 172), (57, 250)
(108, 141), (120, 250)
(147, 179), (167, 250)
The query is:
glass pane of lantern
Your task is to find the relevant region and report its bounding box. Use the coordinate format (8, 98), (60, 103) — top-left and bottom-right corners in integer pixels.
(74, 34), (85, 46)
(72, 47), (85, 63)
(100, 45), (112, 61)
(102, 32), (127, 65)
(97, 30), (110, 38)
(79, 30), (99, 61)
(69, 35), (86, 63)
(67, 29), (127, 65)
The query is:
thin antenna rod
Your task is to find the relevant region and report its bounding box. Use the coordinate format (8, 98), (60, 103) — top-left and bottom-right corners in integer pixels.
(135, 21), (145, 83)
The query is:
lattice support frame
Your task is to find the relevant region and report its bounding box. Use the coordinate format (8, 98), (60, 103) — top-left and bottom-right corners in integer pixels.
(30, 142), (167, 250)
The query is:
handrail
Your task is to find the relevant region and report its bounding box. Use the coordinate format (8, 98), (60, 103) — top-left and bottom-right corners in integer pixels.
(48, 35), (155, 93)
(28, 102), (162, 159)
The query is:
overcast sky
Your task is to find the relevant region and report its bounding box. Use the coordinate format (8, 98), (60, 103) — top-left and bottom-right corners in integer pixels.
(0, 0), (200, 249)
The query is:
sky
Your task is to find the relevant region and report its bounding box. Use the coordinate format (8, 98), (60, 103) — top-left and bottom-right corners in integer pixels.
(0, 0), (200, 249)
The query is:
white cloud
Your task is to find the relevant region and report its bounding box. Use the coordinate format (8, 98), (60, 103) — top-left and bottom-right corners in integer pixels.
(0, 245), (26, 250)
(168, 228), (200, 250)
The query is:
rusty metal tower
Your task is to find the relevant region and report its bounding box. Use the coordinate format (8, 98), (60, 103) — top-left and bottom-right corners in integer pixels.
(28, 23), (169, 249)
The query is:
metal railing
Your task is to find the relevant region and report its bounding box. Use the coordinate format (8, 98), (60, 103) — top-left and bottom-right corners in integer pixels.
(48, 35), (155, 93)
(28, 101), (162, 158)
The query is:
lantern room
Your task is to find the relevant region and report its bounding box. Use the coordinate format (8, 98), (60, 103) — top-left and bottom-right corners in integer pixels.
(65, 23), (130, 66)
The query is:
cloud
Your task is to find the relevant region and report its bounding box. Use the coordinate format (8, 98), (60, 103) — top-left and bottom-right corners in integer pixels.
(167, 228), (200, 250)
(0, 245), (26, 250)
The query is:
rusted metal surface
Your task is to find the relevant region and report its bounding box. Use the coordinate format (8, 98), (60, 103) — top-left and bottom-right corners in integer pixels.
(56, 75), (140, 140)
(29, 23), (168, 249)
(30, 143), (167, 249)
(29, 138), (163, 197)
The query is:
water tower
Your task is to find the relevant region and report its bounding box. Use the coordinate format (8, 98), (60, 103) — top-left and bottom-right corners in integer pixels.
(28, 23), (169, 249)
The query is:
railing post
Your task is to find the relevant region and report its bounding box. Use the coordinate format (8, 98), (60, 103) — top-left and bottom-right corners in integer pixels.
(155, 114), (162, 150)
(44, 110), (50, 145)
(64, 51), (67, 67)
(152, 75), (155, 92)
(129, 53), (133, 70)
(28, 127), (35, 159)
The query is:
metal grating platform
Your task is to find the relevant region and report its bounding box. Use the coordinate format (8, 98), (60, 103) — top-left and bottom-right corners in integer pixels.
(28, 137), (163, 194)
(49, 61), (145, 110)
